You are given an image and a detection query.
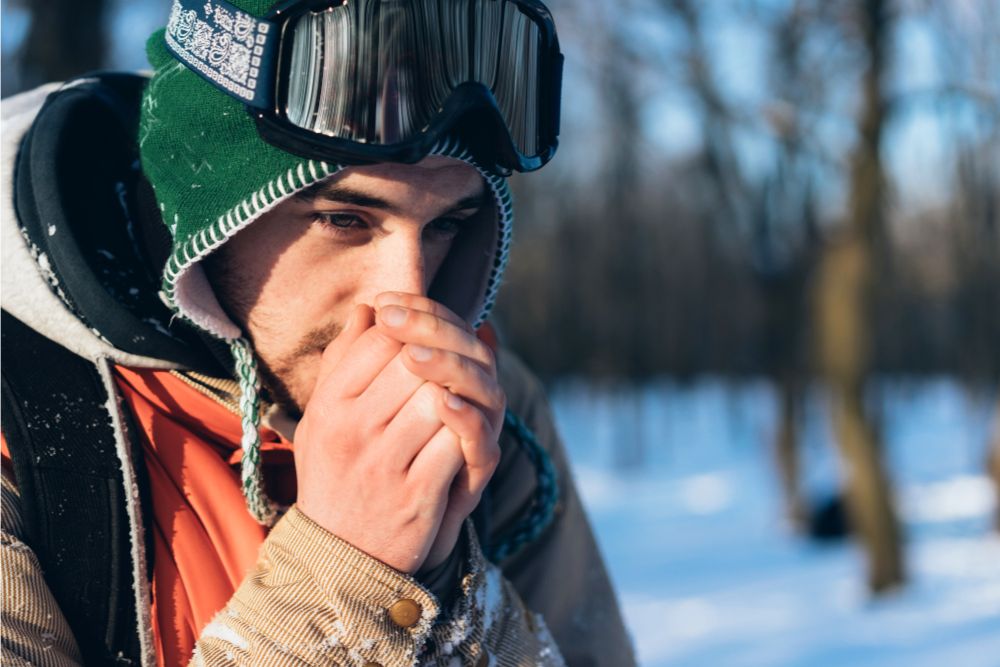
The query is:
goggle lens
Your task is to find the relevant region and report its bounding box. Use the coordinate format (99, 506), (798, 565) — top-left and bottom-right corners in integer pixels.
(284, 0), (541, 155)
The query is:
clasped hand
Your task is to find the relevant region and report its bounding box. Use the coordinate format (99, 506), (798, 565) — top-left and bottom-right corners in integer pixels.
(294, 292), (505, 573)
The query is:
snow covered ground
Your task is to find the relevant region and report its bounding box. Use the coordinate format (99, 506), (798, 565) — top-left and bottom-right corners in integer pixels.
(549, 378), (1000, 667)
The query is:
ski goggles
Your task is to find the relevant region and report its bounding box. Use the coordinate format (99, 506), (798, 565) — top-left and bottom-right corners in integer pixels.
(164, 0), (563, 173)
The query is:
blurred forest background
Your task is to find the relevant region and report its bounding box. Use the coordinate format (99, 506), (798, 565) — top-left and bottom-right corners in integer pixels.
(8, 0), (994, 384)
(3, 0), (999, 659)
(492, 0), (1000, 595)
(501, 0), (999, 385)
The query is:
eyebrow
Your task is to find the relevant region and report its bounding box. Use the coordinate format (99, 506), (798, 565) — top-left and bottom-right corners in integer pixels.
(297, 183), (489, 216)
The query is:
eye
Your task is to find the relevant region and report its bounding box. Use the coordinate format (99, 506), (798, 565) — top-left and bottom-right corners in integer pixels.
(424, 217), (466, 240)
(311, 213), (369, 235)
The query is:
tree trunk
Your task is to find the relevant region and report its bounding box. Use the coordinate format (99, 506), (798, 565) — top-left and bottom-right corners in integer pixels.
(814, 0), (905, 595)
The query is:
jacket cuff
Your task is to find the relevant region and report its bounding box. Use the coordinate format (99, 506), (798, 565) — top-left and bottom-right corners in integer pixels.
(249, 506), (441, 666)
(423, 523), (565, 666)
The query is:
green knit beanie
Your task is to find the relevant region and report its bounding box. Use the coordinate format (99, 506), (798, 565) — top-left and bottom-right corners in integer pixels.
(138, 1), (513, 525)
(140, 22), (334, 340)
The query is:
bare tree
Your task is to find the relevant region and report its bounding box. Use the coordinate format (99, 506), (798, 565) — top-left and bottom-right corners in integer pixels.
(814, 0), (904, 594)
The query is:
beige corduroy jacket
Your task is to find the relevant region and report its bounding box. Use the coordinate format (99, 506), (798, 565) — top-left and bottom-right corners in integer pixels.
(1, 349), (636, 667)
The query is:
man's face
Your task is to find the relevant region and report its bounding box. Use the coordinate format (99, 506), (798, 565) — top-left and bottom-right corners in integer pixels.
(205, 157), (489, 415)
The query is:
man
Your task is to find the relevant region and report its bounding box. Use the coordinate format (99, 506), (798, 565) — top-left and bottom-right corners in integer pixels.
(1, 1), (635, 665)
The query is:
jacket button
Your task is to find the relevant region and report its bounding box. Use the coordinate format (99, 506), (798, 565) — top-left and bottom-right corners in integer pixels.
(388, 598), (422, 628)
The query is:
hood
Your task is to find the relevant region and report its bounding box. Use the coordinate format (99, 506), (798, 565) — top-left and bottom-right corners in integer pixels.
(1, 74), (226, 371)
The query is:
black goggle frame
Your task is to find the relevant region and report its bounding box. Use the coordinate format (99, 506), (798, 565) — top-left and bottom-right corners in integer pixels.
(165, 0), (563, 174)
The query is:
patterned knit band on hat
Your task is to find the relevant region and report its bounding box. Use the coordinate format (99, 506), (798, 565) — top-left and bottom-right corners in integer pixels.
(138, 1), (513, 525)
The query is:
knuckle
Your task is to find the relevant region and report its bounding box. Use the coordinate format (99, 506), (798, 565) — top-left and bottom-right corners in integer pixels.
(430, 300), (450, 320)
(474, 408), (492, 435)
(416, 380), (441, 402)
(427, 298), (460, 325)
(358, 419), (381, 444)
(412, 382), (442, 419)
(474, 340), (494, 366)
(488, 383), (507, 412)
(394, 292), (417, 308)
(486, 442), (501, 469)
(427, 312), (442, 334)
(454, 350), (472, 375)
(369, 328), (403, 351)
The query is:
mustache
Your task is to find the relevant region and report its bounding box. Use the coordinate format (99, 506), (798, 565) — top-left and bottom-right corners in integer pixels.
(290, 320), (345, 360)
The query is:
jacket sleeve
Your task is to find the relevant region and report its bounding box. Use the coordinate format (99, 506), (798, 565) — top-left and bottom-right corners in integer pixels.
(1, 470), (84, 667)
(489, 349), (637, 667)
(191, 507), (565, 667)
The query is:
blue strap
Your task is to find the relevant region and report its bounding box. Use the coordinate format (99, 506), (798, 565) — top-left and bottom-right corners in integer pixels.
(163, 0), (279, 109)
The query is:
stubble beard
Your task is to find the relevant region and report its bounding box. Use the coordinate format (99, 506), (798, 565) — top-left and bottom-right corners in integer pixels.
(251, 318), (344, 422)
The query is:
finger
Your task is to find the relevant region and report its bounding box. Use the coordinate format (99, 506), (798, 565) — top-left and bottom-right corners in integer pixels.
(374, 292), (471, 332)
(317, 303), (374, 380)
(356, 352), (427, 427)
(380, 382), (446, 470)
(435, 389), (501, 498)
(376, 305), (495, 374)
(407, 425), (465, 498)
(401, 344), (505, 430)
(316, 326), (404, 399)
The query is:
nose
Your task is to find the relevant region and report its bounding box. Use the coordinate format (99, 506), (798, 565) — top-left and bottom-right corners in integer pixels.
(364, 232), (427, 302)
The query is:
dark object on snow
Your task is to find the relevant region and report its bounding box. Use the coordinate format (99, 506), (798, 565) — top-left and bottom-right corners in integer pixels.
(807, 493), (851, 541)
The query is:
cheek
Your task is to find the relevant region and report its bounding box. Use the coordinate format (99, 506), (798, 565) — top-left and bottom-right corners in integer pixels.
(252, 260), (354, 333)
(249, 245), (363, 348)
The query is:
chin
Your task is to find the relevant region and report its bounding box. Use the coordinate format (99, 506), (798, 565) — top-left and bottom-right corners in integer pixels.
(255, 357), (312, 421)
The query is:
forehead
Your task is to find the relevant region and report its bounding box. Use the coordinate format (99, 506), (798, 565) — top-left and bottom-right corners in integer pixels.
(317, 157), (487, 209)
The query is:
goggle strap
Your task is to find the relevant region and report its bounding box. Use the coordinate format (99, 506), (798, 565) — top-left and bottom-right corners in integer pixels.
(164, 0), (279, 109)
(551, 53), (564, 138)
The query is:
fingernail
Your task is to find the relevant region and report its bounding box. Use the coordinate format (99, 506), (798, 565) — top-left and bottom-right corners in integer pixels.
(445, 391), (464, 410)
(381, 306), (407, 327)
(375, 292), (404, 308)
(409, 345), (434, 361)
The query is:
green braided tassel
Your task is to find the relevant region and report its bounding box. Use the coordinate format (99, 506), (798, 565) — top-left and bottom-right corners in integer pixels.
(231, 338), (278, 526)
